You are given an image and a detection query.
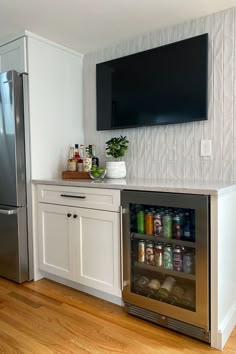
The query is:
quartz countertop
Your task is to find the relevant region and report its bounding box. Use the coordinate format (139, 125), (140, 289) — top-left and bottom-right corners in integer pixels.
(32, 177), (236, 196)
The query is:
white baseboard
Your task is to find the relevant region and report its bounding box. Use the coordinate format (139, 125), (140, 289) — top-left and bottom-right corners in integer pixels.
(36, 271), (123, 307)
(216, 307), (236, 350)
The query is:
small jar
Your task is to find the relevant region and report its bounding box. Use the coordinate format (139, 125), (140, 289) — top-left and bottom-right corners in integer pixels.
(67, 159), (76, 172)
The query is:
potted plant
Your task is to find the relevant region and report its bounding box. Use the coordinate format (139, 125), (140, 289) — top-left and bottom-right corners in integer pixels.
(105, 135), (129, 178)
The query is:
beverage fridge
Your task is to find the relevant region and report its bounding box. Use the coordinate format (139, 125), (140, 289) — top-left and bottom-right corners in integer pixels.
(121, 190), (210, 342)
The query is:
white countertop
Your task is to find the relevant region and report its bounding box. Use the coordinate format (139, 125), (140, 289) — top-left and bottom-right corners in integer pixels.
(32, 177), (236, 195)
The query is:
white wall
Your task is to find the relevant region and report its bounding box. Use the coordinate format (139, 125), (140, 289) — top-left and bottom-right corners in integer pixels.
(83, 7), (236, 182)
(28, 36), (83, 179)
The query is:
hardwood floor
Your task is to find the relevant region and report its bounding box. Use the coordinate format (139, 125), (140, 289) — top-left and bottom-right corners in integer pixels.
(0, 278), (235, 353)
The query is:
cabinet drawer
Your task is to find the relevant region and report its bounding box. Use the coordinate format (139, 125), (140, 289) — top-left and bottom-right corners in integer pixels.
(37, 184), (120, 212)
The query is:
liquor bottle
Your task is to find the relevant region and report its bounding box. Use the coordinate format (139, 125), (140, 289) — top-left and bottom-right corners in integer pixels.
(74, 144), (80, 162)
(77, 144), (84, 172)
(91, 144), (99, 167)
(67, 146), (76, 171)
(69, 146), (74, 159)
(83, 146), (92, 172)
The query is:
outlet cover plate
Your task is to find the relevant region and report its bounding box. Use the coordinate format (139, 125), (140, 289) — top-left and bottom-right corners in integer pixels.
(201, 140), (212, 157)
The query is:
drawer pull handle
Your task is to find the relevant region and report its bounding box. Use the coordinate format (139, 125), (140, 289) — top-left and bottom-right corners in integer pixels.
(61, 194), (86, 199)
(73, 214), (78, 219)
(67, 213), (72, 218)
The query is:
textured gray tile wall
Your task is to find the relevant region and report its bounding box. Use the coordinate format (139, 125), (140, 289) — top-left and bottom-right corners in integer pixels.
(83, 7), (236, 182)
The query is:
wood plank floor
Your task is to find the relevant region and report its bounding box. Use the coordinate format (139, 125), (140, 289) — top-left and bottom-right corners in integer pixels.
(0, 278), (235, 353)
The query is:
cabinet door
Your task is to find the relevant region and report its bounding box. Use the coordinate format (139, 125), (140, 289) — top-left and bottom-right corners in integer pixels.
(0, 37), (27, 73)
(38, 203), (75, 280)
(74, 208), (121, 297)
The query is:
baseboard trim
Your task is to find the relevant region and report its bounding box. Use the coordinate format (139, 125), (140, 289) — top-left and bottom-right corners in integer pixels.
(216, 307), (236, 350)
(37, 271), (123, 307)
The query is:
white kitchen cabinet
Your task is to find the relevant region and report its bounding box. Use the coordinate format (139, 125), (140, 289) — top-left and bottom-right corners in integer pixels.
(38, 203), (75, 280)
(74, 208), (120, 297)
(37, 185), (121, 298)
(0, 37), (27, 73)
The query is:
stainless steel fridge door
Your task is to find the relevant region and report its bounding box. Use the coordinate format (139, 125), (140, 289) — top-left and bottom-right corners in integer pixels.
(0, 70), (26, 207)
(0, 205), (29, 283)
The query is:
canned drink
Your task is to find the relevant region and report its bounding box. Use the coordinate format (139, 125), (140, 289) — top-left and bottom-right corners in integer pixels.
(183, 252), (195, 274)
(145, 242), (155, 265)
(182, 288), (195, 307)
(153, 213), (163, 237)
(145, 212), (154, 235)
(173, 245), (183, 272)
(155, 243), (163, 267)
(137, 211), (145, 234)
(138, 240), (145, 263)
(163, 214), (172, 239)
(167, 285), (185, 303)
(163, 244), (173, 270)
(172, 214), (182, 240)
(158, 276), (176, 299)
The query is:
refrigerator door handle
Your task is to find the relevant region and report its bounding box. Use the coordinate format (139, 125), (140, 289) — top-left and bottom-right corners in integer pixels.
(0, 208), (17, 215)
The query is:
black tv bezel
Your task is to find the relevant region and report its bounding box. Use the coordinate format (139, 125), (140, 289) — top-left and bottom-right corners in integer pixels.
(96, 33), (208, 131)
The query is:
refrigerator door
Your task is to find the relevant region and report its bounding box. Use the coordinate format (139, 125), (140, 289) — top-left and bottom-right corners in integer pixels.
(0, 71), (26, 207)
(0, 205), (29, 283)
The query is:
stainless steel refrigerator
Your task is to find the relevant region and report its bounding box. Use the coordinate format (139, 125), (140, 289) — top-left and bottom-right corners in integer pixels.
(0, 70), (30, 283)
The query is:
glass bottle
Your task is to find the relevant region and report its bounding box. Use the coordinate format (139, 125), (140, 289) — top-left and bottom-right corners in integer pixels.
(83, 146), (92, 172)
(74, 144), (80, 162)
(91, 144), (99, 167)
(77, 144), (84, 172)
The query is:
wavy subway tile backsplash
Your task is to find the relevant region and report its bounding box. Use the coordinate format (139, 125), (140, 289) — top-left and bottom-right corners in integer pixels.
(83, 7), (236, 182)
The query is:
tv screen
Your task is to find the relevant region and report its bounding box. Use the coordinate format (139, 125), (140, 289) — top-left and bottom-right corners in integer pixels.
(96, 34), (208, 131)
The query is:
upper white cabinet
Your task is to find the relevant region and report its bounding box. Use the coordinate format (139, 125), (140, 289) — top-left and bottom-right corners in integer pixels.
(0, 37), (27, 73)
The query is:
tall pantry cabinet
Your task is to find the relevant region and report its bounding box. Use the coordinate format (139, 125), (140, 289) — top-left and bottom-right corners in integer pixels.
(0, 33), (84, 180)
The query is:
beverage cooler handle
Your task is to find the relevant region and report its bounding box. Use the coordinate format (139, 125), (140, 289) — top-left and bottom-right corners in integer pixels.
(120, 205), (124, 290)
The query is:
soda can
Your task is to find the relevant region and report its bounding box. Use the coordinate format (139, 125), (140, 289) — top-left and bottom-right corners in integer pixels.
(145, 212), (154, 235)
(145, 241), (155, 265)
(153, 213), (163, 237)
(163, 244), (173, 270)
(155, 243), (163, 267)
(138, 240), (145, 263)
(163, 214), (172, 239)
(183, 252), (195, 274)
(137, 211), (145, 234)
(172, 214), (182, 240)
(167, 285), (185, 303)
(173, 245), (183, 272)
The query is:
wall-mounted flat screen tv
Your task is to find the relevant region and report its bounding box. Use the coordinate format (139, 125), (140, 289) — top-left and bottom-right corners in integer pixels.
(96, 33), (208, 131)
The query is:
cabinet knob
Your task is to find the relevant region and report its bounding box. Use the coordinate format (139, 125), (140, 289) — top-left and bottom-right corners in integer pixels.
(73, 214), (78, 219)
(67, 213), (72, 218)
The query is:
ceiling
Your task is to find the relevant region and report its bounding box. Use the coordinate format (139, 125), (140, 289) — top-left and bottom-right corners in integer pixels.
(0, 0), (236, 54)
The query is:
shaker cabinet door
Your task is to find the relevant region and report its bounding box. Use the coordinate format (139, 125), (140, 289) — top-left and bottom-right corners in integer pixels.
(0, 37), (27, 73)
(38, 203), (75, 280)
(74, 208), (121, 297)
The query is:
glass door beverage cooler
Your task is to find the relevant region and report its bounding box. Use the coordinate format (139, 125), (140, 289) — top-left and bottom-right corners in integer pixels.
(121, 190), (210, 342)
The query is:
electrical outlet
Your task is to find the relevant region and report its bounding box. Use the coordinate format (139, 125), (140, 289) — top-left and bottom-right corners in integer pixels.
(200, 140), (212, 157)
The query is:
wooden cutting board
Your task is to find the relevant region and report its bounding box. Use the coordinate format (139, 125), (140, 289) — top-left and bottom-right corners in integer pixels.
(62, 171), (90, 179)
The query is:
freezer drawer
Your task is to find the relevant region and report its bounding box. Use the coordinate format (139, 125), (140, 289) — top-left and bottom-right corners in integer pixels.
(0, 205), (29, 283)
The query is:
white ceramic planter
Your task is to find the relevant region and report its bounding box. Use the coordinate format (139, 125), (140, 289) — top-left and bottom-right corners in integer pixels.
(106, 161), (126, 178)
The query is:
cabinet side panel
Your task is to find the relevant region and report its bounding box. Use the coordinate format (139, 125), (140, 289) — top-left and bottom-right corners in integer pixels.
(217, 190), (236, 345)
(27, 37), (83, 179)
